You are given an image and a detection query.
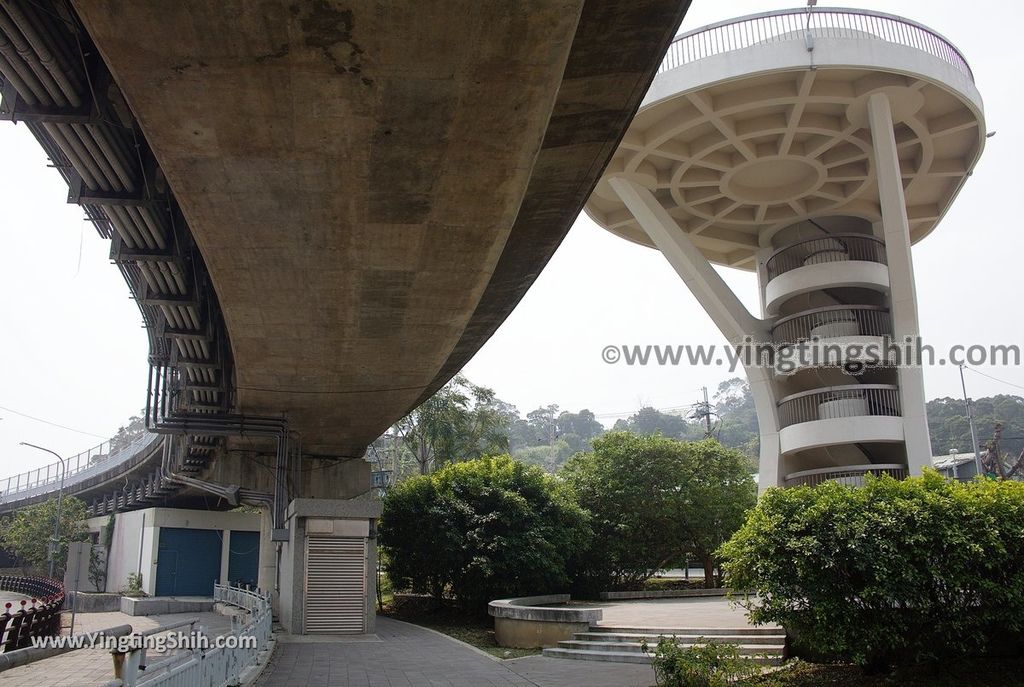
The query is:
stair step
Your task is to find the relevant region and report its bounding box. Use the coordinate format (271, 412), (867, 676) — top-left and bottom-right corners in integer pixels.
(559, 640), (784, 656)
(575, 631), (785, 645)
(591, 625), (783, 636)
(542, 648), (783, 666)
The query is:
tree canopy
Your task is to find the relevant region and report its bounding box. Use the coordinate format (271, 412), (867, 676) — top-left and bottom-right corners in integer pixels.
(561, 433), (756, 594)
(379, 455), (589, 611)
(0, 496), (89, 576)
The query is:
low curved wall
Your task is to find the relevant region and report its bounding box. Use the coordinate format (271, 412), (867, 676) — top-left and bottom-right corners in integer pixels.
(488, 594), (602, 649)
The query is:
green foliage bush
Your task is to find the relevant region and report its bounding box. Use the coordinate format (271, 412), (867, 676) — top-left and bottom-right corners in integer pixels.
(719, 471), (1024, 669)
(562, 434), (756, 594)
(643, 637), (758, 687)
(0, 496), (89, 575)
(379, 455), (589, 612)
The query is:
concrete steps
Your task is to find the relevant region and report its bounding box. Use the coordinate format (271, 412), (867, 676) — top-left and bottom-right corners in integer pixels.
(542, 626), (786, 666)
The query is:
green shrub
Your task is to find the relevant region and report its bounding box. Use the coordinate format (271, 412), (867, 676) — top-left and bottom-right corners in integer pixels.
(643, 637), (758, 687)
(719, 470), (1024, 670)
(379, 455), (590, 612)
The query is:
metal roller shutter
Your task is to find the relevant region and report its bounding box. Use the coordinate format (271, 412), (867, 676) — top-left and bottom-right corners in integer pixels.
(304, 536), (367, 633)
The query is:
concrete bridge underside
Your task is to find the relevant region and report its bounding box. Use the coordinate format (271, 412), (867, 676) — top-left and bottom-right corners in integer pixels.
(71, 0), (690, 459)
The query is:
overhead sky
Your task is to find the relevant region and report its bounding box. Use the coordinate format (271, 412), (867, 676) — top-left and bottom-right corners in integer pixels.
(1, 0), (1022, 478)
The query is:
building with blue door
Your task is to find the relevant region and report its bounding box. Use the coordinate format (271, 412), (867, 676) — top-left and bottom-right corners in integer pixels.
(89, 508), (261, 597)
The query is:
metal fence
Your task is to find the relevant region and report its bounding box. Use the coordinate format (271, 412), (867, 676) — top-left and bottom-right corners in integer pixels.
(102, 584), (272, 687)
(1, 432), (158, 499)
(658, 7), (973, 80)
(765, 233), (886, 281)
(771, 305), (892, 345)
(0, 576), (65, 652)
(778, 383), (902, 429)
(784, 463), (909, 487)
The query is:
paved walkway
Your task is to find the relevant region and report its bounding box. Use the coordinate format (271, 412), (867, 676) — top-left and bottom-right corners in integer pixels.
(255, 617), (656, 687)
(0, 610), (232, 687)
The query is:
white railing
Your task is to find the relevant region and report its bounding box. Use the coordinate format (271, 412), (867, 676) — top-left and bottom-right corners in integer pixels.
(777, 384), (902, 429)
(102, 584), (273, 687)
(785, 463), (908, 487)
(771, 305), (892, 345)
(765, 234), (886, 281)
(659, 7), (973, 81)
(1, 432), (161, 500)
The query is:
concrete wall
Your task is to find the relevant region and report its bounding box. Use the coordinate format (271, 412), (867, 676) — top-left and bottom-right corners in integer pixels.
(87, 507), (260, 595)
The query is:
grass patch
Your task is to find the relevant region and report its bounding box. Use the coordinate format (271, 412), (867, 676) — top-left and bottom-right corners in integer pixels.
(739, 657), (1024, 687)
(382, 600), (540, 659)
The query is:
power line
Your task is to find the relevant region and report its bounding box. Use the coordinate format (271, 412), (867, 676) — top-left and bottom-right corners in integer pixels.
(0, 404), (108, 439)
(963, 367), (1024, 393)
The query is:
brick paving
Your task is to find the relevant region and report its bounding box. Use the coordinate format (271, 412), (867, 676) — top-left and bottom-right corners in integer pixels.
(0, 610), (232, 687)
(255, 617), (656, 687)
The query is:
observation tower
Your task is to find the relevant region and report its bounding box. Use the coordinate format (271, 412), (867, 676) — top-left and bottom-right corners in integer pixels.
(585, 8), (985, 490)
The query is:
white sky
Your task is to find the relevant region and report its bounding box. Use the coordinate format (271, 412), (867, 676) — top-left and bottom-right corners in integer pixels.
(2, 0), (1022, 477)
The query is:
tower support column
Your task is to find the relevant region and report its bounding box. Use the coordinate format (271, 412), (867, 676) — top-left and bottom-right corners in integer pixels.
(609, 177), (782, 492)
(867, 92), (933, 473)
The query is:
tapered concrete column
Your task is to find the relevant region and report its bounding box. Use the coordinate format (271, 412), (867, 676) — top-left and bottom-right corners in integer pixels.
(609, 177), (781, 492)
(867, 92), (933, 473)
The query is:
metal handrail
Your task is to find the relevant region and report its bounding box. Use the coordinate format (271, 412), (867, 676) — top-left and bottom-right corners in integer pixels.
(778, 383), (901, 428)
(1, 431), (160, 499)
(659, 7), (973, 80)
(765, 233), (886, 281)
(772, 305), (892, 344)
(784, 463), (908, 487)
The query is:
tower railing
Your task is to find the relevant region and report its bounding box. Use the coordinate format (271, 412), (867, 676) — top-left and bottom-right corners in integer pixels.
(771, 305), (892, 345)
(778, 383), (901, 429)
(784, 463), (909, 487)
(659, 7), (973, 80)
(765, 234), (886, 281)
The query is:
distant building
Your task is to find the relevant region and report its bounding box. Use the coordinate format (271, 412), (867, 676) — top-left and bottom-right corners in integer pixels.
(932, 452), (979, 481)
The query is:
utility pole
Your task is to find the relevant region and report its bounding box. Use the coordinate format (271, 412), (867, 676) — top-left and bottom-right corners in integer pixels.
(19, 443), (67, 578)
(691, 387), (714, 438)
(959, 365), (984, 477)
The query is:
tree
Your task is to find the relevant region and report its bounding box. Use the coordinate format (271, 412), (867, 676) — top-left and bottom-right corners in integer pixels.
(612, 407), (704, 441)
(561, 432), (755, 594)
(0, 496), (89, 576)
(393, 375), (510, 474)
(927, 394), (1024, 462)
(671, 439), (757, 586)
(719, 471), (1024, 670)
(379, 455), (589, 612)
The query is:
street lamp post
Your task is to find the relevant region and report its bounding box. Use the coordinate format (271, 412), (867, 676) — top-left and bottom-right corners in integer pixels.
(19, 442), (67, 578)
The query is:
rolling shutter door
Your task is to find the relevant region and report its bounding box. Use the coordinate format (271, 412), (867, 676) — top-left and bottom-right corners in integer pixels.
(304, 536), (366, 633)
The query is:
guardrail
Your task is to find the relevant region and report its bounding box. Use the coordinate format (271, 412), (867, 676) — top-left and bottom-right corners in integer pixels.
(1, 432), (159, 500)
(765, 234), (886, 281)
(0, 576), (65, 652)
(102, 584), (273, 687)
(784, 463), (909, 487)
(771, 305), (892, 345)
(778, 383), (901, 429)
(658, 7), (973, 80)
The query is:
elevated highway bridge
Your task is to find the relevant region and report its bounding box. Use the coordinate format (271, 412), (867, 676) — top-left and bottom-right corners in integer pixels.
(0, 0), (692, 631)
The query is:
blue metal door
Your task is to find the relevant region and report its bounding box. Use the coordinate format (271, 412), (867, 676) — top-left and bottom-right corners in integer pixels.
(155, 528), (222, 596)
(227, 531), (260, 588)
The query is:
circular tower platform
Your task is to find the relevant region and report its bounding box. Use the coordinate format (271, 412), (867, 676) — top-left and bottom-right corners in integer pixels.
(586, 8), (985, 269)
(587, 8), (986, 489)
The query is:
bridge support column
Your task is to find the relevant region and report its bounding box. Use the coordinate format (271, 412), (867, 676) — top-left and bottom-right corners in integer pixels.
(257, 507), (277, 609)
